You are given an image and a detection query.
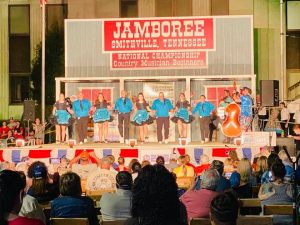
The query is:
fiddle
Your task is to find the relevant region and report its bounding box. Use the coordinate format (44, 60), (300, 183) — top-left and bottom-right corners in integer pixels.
(221, 103), (242, 137)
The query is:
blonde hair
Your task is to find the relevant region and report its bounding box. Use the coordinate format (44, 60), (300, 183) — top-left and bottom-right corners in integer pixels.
(200, 154), (210, 164)
(255, 156), (268, 173)
(237, 158), (252, 183)
(278, 150), (288, 163)
(141, 160), (150, 168)
(229, 150), (239, 161)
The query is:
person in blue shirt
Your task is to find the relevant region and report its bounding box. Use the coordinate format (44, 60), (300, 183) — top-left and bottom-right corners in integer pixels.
(239, 87), (253, 132)
(192, 95), (215, 143)
(72, 92), (91, 144)
(131, 93), (154, 144)
(151, 92), (173, 144)
(114, 90), (133, 144)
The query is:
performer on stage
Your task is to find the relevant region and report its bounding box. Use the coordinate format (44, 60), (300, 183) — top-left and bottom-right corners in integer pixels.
(151, 92), (173, 144)
(171, 92), (194, 139)
(52, 93), (72, 143)
(92, 93), (113, 143)
(239, 87), (253, 132)
(279, 102), (290, 137)
(114, 90), (133, 144)
(219, 90), (233, 108)
(193, 95), (215, 143)
(73, 91), (91, 144)
(131, 93), (154, 144)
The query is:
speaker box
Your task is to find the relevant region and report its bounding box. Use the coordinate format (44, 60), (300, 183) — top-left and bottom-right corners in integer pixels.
(23, 100), (35, 121)
(260, 80), (279, 107)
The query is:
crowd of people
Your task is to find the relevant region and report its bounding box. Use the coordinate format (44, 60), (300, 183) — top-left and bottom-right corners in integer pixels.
(0, 146), (297, 225)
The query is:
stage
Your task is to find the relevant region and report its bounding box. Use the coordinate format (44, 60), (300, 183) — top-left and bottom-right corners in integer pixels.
(0, 141), (262, 166)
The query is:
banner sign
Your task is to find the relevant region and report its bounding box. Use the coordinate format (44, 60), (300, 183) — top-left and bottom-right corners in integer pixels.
(241, 132), (276, 147)
(103, 18), (215, 52)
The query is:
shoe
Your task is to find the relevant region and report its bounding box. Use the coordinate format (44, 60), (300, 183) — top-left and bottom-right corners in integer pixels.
(145, 137), (149, 143)
(120, 137), (124, 144)
(201, 141), (205, 144)
(158, 141), (163, 144)
(104, 139), (108, 144)
(205, 138), (209, 143)
(79, 141), (83, 145)
(164, 139), (169, 144)
(125, 139), (129, 145)
(84, 139), (88, 143)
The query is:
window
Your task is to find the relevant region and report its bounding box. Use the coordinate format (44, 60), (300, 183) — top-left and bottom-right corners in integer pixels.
(156, 0), (192, 17)
(120, 0), (138, 18)
(9, 5), (30, 104)
(46, 4), (68, 32)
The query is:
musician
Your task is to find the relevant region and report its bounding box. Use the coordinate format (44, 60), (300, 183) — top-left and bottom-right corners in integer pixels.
(219, 90), (233, 108)
(114, 90), (133, 144)
(92, 93), (113, 143)
(171, 92), (194, 139)
(151, 92), (173, 144)
(73, 91), (91, 145)
(279, 102), (290, 137)
(52, 93), (73, 143)
(131, 93), (154, 144)
(193, 95), (215, 143)
(239, 87), (253, 132)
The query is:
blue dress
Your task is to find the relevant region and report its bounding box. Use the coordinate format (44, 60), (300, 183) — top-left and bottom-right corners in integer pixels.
(131, 102), (155, 126)
(171, 100), (194, 124)
(93, 101), (113, 123)
(54, 101), (71, 126)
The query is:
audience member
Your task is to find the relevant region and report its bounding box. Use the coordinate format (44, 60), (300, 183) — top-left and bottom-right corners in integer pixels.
(141, 160), (150, 168)
(254, 156), (268, 184)
(0, 121), (10, 139)
(261, 152), (280, 184)
(106, 155), (118, 170)
(174, 155), (194, 178)
(223, 158), (234, 173)
(13, 121), (24, 139)
(185, 154), (196, 170)
(128, 159), (138, 173)
(0, 170), (44, 225)
(278, 150), (293, 182)
(7, 117), (16, 130)
(6, 130), (16, 147)
(228, 150), (239, 169)
(195, 154), (210, 175)
(100, 171), (133, 221)
(156, 156), (165, 165)
(180, 169), (219, 220)
(125, 164), (188, 225)
(51, 172), (98, 225)
(116, 156), (128, 172)
(210, 160), (231, 192)
(131, 161), (142, 181)
(165, 154), (178, 172)
(210, 191), (239, 225)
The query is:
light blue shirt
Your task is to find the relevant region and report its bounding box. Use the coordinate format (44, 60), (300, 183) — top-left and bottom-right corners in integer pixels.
(192, 101), (215, 117)
(240, 95), (253, 117)
(73, 99), (91, 118)
(114, 97), (133, 114)
(151, 98), (173, 118)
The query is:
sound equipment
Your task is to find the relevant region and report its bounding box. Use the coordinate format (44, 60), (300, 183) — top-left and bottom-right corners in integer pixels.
(23, 100), (35, 121)
(260, 80), (279, 107)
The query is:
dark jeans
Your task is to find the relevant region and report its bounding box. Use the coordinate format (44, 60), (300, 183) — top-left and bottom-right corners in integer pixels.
(280, 120), (288, 137)
(199, 116), (211, 141)
(156, 117), (170, 142)
(76, 116), (89, 142)
(118, 113), (130, 140)
(209, 123), (217, 142)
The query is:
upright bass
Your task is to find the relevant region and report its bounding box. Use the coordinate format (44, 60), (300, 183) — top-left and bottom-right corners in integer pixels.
(221, 102), (241, 137)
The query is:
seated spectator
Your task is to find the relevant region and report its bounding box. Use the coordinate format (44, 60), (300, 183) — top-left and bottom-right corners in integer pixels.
(86, 157), (117, 192)
(106, 154), (119, 170)
(180, 169), (219, 220)
(125, 164), (188, 225)
(224, 158), (234, 173)
(261, 152), (280, 184)
(7, 117), (16, 130)
(228, 150), (239, 169)
(51, 172), (98, 225)
(116, 156), (128, 172)
(195, 154), (210, 175)
(185, 154), (196, 170)
(0, 121), (10, 139)
(278, 150), (293, 182)
(27, 162), (60, 203)
(254, 155), (268, 184)
(141, 160), (150, 168)
(128, 159), (138, 173)
(156, 156), (165, 165)
(6, 130), (16, 147)
(165, 154), (178, 172)
(13, 121), (24, 139)
(131, 161), (142, 181)
(174, 155), (195, 178)
(0, 170), (44, 225)
(210, 191), (239, 225)
(100, 171), (133, 221)
(32, 118), (45, 145)
(210, 160), (231, 192)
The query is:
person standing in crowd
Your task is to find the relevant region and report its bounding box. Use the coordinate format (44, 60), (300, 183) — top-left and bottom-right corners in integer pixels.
(7, 117), (16, 130)
(238, 87), (253, 132)
(193, 95), (215, 143)
(151, 92), (173, 144)
(92, 93), (112, 143)
(52, 93), (72, 144)
(279, 102), (290, 137)
(171, 92), (194, 139)
(73, 91), (91, 144)
(32, 118), (45, 145)
(131, 93), (154, 144)
(114, 90), (133, 144)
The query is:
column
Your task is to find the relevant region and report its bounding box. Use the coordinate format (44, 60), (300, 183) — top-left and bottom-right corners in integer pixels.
(192, 0), (211, 16)
(138, 0), (155, 17)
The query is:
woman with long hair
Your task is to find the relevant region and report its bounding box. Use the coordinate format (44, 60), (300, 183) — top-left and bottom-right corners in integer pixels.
(171, 92), (194, 139)
(254, 156), (268, 184)
(125, 164), (188, 225)
(92, 93), (113, 143)
(0, 170), (44, 225)
(131, 93), (154, 144)
(52, 93), (73, 143)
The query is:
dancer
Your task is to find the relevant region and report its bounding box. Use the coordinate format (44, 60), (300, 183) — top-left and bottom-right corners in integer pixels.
(193, 95), (215, 143)
(238, 87), (253, 132)
(151, 92), (173, 144)
(92, 93), (113, 143)
(114, 90), (133, 144)
(52, 93), (72, 143)
(131, 93), (154, 144)
(73, 91), (91, 144)
(171, 92), (194, 139)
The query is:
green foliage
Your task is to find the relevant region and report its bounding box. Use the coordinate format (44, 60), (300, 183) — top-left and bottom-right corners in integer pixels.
(31, 23), (64, 118)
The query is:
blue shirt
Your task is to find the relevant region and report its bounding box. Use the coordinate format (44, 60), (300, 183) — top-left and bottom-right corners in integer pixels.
(240, 95), (253, 117)
(73, 99), (91, 118)
(114, 97), (133, 114)
(192, 101), (215, 117)
(151, 98), (173, 118)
